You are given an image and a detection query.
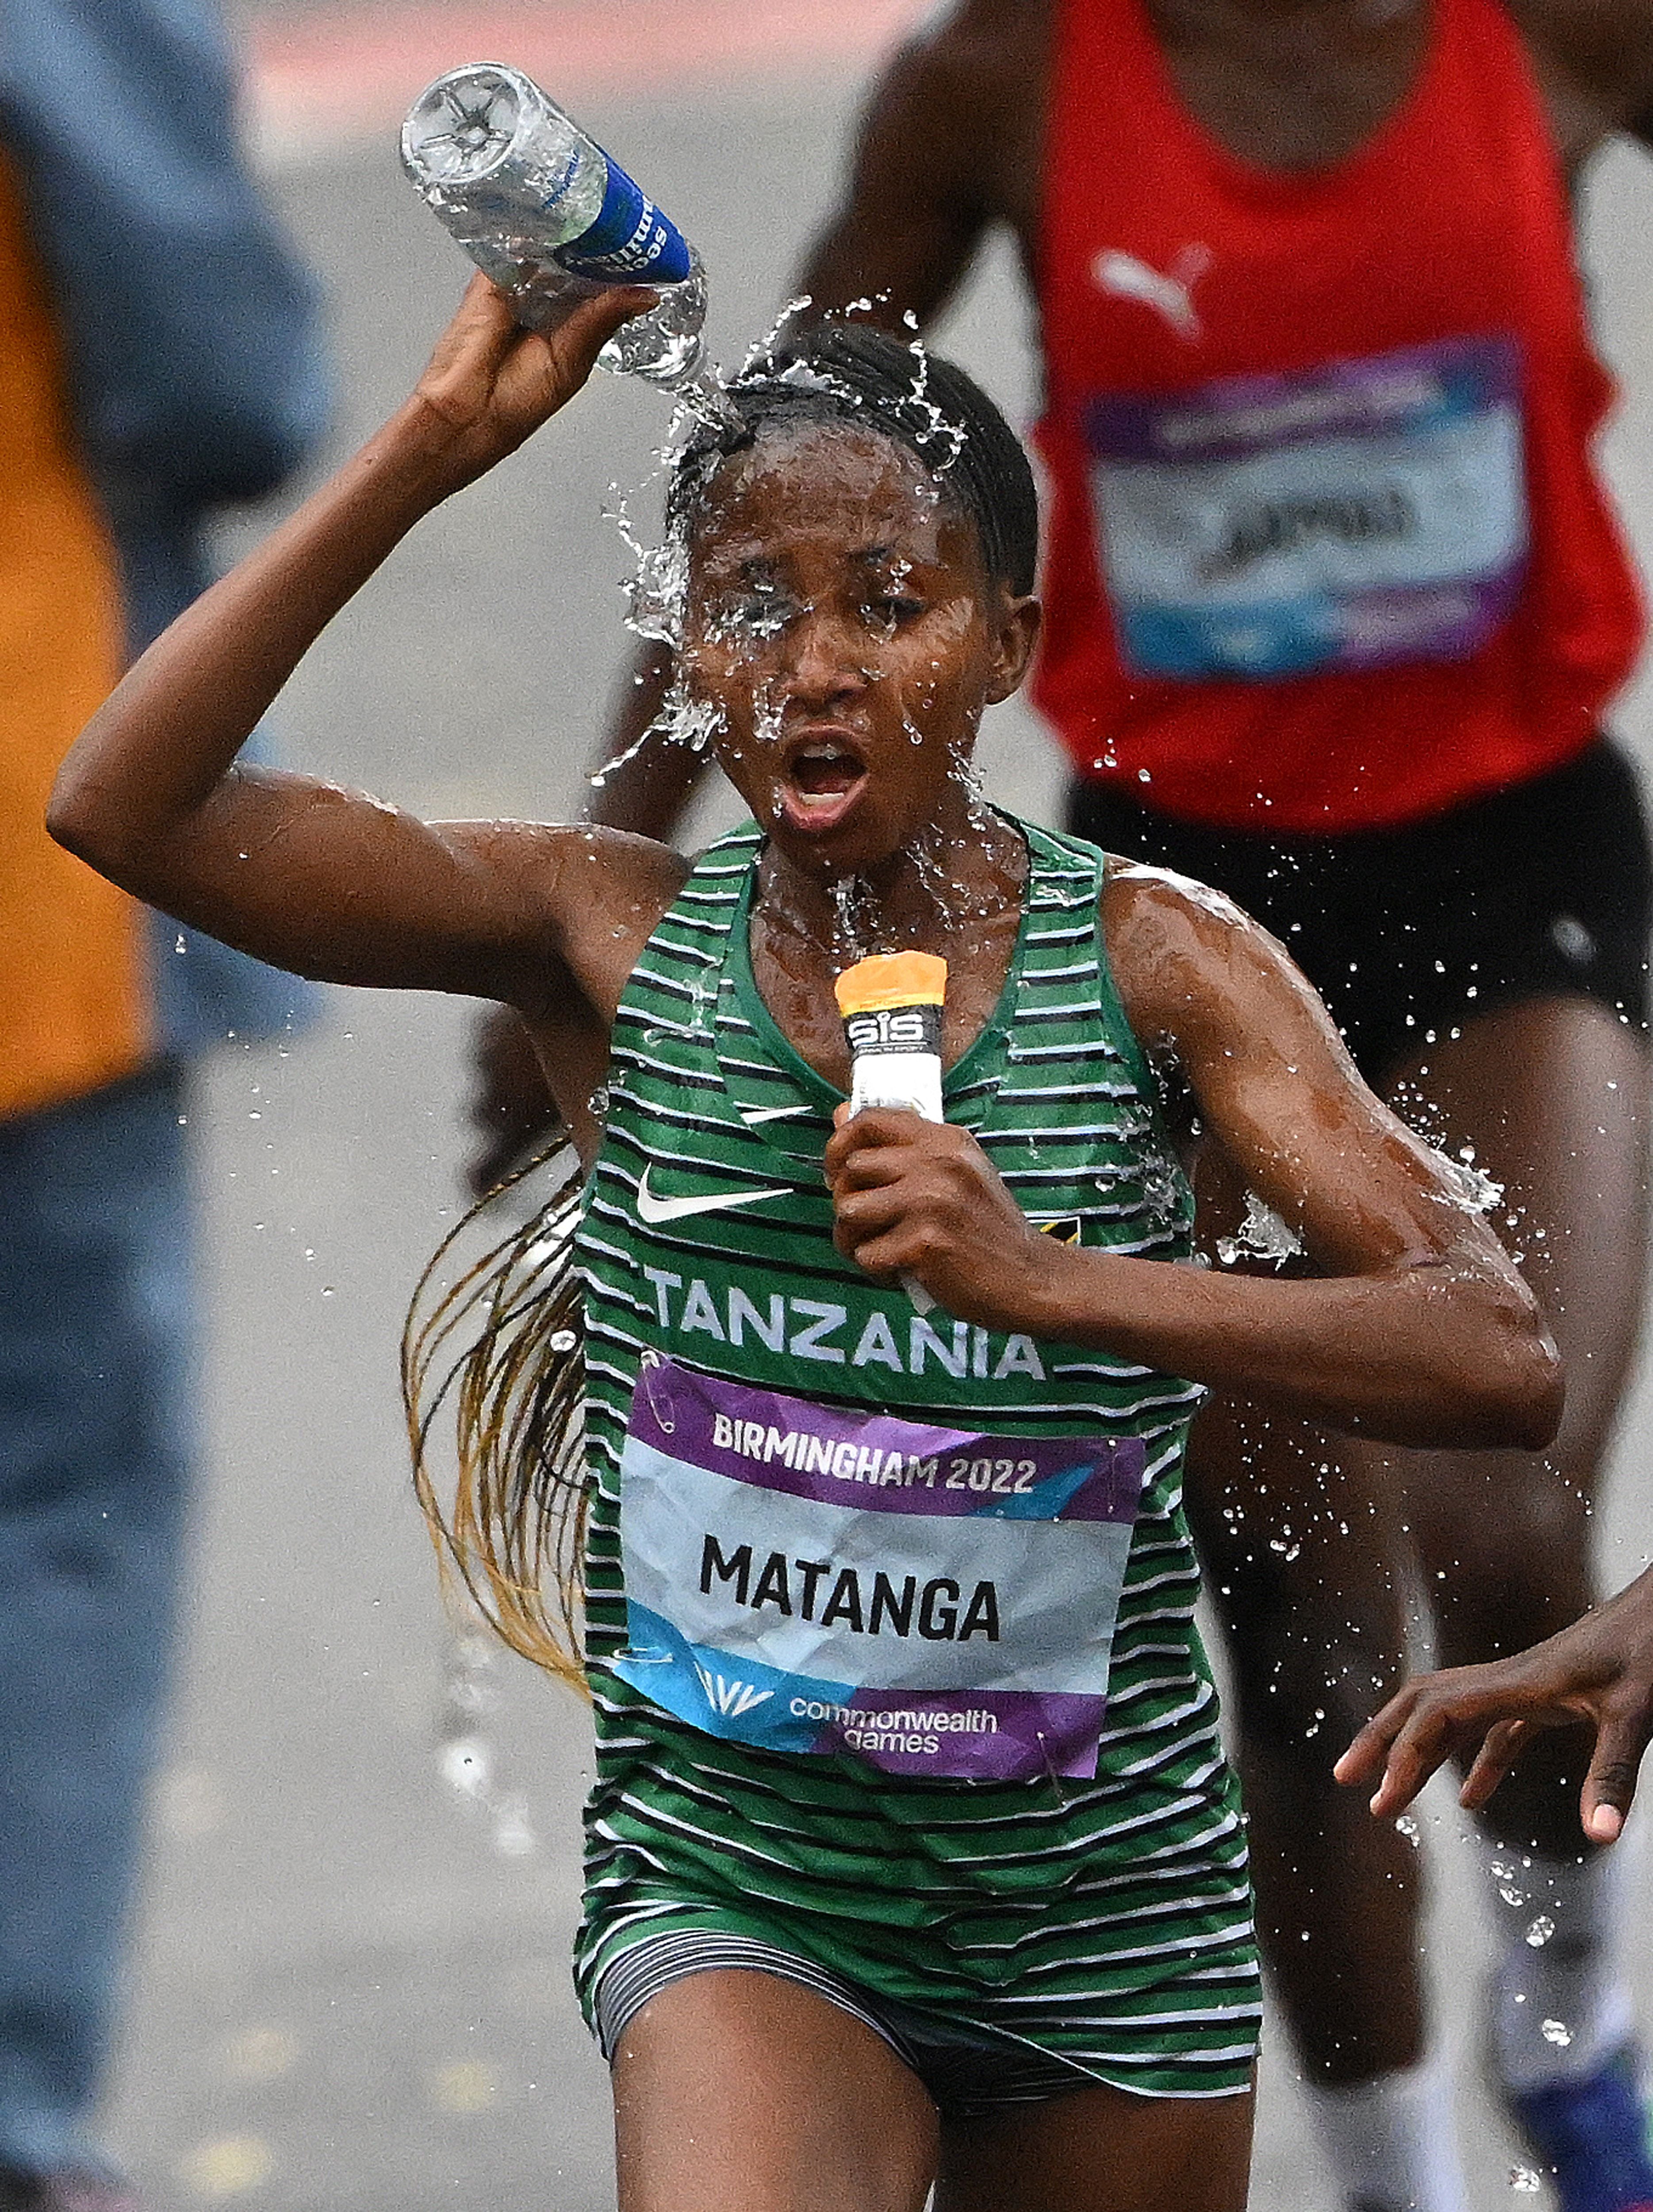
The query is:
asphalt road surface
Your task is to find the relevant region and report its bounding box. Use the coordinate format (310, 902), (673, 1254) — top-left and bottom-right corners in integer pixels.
(95, 9), (1653, 2206)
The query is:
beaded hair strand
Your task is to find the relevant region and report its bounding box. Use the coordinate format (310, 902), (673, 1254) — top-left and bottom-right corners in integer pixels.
(403, 1134), (591, 1689)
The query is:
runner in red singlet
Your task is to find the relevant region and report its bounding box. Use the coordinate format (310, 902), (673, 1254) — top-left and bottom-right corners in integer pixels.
(571, 6), (1653, 2209)
(1031, 0), (1639, 831)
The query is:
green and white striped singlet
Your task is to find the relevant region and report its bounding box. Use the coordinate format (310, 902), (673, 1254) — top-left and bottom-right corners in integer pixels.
(573, 818), (1261, 2098)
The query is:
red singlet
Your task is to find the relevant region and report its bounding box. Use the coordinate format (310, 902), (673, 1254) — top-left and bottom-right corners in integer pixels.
(1032, 0), (1643, 833)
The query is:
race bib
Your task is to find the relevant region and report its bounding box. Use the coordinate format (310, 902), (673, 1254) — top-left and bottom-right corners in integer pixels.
(1085, 335), (1527, 680)
(612, 1357), (1144, 1782)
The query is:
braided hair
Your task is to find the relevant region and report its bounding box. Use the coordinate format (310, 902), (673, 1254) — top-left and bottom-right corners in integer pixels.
(667, 323), (1039, 596)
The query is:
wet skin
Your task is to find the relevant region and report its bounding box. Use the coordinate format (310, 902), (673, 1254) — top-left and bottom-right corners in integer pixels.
(47, 280), (1561, 2208)
(1339, 1552), (1653, 1845)
(681, 421), (1036, 1093)
(609, 0), (1653, 2098)
(610, 1963), (1257, 2212)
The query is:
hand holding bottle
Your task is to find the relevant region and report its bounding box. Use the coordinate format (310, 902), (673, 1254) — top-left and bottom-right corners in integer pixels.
(405, 273), (656, 498)
(834, 954), (947, 1311)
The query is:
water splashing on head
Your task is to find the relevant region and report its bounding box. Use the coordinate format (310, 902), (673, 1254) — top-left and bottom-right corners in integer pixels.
(601, 321), (1041, 952)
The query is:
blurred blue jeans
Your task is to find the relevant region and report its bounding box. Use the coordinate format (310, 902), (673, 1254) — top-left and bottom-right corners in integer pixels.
(0, 1064), (193, 2172)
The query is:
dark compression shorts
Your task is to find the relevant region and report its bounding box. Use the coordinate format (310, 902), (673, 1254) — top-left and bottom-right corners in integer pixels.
(1068, 738), (1653, 1087)
(591, 1928), (1155, 2118)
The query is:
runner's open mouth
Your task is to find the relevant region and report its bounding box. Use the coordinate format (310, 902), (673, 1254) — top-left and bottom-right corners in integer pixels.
(791, 744), (865, 797)
(777, 735), (872, 828)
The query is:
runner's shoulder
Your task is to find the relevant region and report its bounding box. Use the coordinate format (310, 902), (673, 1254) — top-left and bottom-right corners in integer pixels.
(886, 0), (1049, 125)
(1100, 856), (1290, 1052)
(547, 822), (693, 942)
(437, 818), (687, 905)
(1101, 856), (1253, 952)
(1506, 0), (1653, 148)
(435, 817), (688, 1000)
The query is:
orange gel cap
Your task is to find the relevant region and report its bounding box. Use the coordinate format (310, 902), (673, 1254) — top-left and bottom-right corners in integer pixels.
(833, 952), (948, 1018)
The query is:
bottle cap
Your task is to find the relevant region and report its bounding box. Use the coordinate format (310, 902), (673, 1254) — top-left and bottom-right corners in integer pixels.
(833, 952), (947, 1018)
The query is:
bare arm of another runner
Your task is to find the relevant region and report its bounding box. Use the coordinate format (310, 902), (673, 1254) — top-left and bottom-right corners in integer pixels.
(1336, 1563), (1653, 1843)
(1518, 0), (1653, 157)
(50, 280), (683, 1047)
(825, 865), (1563, 1448)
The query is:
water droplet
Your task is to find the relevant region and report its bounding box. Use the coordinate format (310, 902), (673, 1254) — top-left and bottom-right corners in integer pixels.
(1525, 1913), (1555, 1948)
(440, 1737), (489, 1799)
(1217, 1191), (1303, 1268)
(1551, 913), (1595, 965)
(548, 1329), (577, 1353)
(1541, 2017), (1572, 2047)
(1396, 1813), (1421, 1847)
(1511, 2169), (1542, 2193)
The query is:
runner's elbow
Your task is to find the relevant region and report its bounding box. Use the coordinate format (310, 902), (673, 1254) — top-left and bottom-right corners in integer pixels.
(1459, 1294), (1564, 1449)
(45, 760), (118, 872)
(48, 748), (158, 889)
(1511, 1330), (1565, 1450)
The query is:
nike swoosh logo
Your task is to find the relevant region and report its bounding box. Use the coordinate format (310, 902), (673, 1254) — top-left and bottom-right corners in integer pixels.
(635, 1166), (795, 1226)
(738, 1104), (816, 1125)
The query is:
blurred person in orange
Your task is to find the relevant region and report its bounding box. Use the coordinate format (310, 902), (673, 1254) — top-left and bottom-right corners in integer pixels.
(0, 4), (323, 2204)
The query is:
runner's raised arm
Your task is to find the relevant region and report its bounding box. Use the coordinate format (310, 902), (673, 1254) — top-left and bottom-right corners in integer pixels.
(49, 280), (674, 1013)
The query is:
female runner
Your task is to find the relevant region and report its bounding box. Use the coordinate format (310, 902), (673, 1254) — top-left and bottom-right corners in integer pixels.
(580, 10), (1653, 2204)
(47, 279), (1560, 2212)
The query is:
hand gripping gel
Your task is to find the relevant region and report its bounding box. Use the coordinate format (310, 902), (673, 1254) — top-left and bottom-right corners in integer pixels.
(400, 62), (709, 392)
(835, 954), (948, 1312)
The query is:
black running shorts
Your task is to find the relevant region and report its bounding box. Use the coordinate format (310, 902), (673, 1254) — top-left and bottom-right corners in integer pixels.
(1068, 739), (1653, 1086)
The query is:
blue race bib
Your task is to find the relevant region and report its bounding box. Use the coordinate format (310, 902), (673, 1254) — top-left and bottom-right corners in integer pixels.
(614, 1357), (1145, 1782)
(1085, 335), (1528, 680)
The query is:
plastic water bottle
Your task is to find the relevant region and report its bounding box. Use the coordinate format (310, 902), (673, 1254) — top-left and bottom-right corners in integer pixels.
(401, 63), (711, 394)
